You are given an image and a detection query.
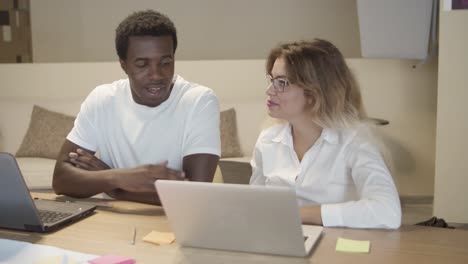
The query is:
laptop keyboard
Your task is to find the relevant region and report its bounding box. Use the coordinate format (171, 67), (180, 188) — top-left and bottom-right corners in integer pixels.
(38, 210), (72, 224)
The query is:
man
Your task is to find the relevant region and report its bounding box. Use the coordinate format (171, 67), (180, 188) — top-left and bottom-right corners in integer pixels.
(53, 10), (220, 205)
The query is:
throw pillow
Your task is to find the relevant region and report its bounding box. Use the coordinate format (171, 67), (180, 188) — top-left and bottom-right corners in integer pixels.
(220, 108), (243, 158)
(16, 105), (75, 159)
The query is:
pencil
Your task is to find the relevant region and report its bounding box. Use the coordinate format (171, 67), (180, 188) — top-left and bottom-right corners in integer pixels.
(130, 227), (136, 245)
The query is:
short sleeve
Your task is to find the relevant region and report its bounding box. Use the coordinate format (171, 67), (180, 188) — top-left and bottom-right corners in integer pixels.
(182, 89), (221, 157)
(66, 88), (101, 151)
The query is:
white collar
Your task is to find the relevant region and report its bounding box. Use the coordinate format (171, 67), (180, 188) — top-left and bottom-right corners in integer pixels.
(271, 123), (339, 146)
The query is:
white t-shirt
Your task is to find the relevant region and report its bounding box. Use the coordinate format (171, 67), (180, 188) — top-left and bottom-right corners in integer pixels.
(250, 123), (401, 229)
(67, 75), (221, 170)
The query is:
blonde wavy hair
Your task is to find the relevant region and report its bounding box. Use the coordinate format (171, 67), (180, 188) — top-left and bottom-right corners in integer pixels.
(266, 39), (367, 129)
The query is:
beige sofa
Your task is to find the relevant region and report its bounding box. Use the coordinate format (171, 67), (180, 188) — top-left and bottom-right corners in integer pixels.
(1, 59), (438, 198)
(0, 61), (268, 191)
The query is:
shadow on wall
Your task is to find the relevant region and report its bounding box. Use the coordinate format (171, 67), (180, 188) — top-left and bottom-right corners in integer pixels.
(377, 130), (416, 180)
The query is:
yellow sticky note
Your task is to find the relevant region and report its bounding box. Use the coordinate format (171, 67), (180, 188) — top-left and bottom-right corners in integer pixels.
(335, 237), (370, 253)
(33, 255), (79, 264)
(143, 230), (175, 245)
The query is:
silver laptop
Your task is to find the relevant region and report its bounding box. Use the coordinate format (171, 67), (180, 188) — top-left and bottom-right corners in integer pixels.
(156, 180), (323, 257)
(0, 152), (96, 233)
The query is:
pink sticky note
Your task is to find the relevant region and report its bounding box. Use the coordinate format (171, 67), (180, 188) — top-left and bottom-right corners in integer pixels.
(88, 255), (136, 264)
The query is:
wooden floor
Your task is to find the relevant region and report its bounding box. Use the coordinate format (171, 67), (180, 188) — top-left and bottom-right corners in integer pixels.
(402, 203), (433, 225)
(401, 202), (468, 229)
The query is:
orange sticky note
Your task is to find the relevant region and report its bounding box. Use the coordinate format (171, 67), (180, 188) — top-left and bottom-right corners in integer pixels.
(142, 230), (175, 245)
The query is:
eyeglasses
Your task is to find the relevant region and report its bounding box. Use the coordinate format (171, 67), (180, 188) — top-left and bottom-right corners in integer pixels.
(267, 74), (290, 93)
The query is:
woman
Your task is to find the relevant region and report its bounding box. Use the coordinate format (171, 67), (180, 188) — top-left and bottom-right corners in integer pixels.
(250, 39), (401, 229)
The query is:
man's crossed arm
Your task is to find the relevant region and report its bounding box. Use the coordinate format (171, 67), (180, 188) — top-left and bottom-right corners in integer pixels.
(52, 140), (219, 205)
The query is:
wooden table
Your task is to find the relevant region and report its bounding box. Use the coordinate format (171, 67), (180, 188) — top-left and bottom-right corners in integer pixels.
(1, 193), (467, 264)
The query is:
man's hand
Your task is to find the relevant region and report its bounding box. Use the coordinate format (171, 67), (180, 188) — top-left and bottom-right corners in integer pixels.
(115, 161), (185, 193)
(68, 148), (111, 171)
(105, 188), (162, 205)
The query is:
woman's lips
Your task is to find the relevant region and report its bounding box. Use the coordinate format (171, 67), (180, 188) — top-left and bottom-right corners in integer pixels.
(267, 100), (278, 108)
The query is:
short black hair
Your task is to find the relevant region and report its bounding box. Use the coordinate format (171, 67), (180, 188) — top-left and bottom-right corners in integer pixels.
(115, 10), (177, 60)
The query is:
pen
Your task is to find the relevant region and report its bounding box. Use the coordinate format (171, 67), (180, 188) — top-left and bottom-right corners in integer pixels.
(64, 199), (114, 209)
(130, 227), (136, 245)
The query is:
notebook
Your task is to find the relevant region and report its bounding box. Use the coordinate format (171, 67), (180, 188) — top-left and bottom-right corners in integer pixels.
(156, 180), (323, 257)
(0, 152), (96, 233)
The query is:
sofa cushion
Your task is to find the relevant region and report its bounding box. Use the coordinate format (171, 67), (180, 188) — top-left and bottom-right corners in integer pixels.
(16, 105), (75, 159)
(219, 157), (252, 184)
(15, 105), (243, 159)
(220, 108), (243, 158)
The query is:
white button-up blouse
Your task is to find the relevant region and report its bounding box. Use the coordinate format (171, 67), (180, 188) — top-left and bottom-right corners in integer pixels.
(250, 123), (401, 229)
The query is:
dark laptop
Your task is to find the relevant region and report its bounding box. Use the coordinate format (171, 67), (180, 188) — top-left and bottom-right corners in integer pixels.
(0, 152), (96, 232)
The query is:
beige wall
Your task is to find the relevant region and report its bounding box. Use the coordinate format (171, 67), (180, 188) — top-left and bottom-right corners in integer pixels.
(13, 0), (441, 198)
(30, 0), (361, 62)
(434, 8), (468, 222)
(349, 58), (438, 197)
